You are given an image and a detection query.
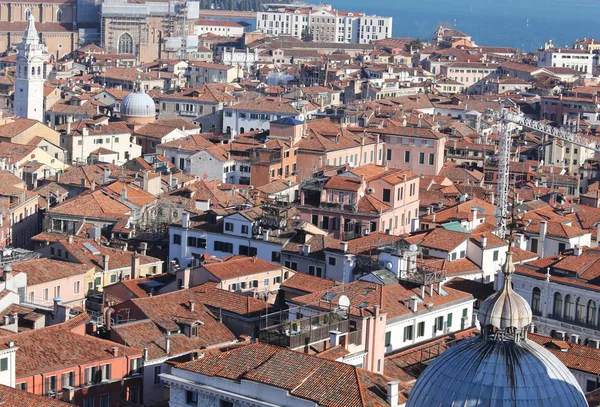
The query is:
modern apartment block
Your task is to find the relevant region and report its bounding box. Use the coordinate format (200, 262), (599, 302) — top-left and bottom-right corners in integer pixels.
(256, 4), (392, 44)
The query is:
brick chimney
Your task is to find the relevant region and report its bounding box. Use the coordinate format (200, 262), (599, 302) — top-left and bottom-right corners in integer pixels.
(103, 254), (110, 272)
(131, 253), (140, 279)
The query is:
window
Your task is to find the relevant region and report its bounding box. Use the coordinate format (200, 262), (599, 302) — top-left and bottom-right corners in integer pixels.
(129, 387), (140, 403)
(54, 285), (61, 298)
(95, 277), (101, 287)
(532, 288), (541, 315)
(586, 300), (597, 325)
(83, 397), (94, 407)
(220, 401), (234, 407)
(45, 375), (57, 394)
(85, 366), (99, 385)
(418, 152), (425, 164)
(558, 242), (566, 253)
(435, 316), (444, 331)
(403, 325), (413, 341)
(214, 241), (233, 253)
(186, 391), (199, 405)
(273, 276), (281, 284)
(60, 371), (74, 390)
(463, 308), (468, 318)
(386, 149), (392, 161)
(16, 382), (27, 391)
(173, 234), (181, 245)
(101, 364), (111, 381)
(100, 395), (109, 407)
(271, 252), (281, 262)
(0, 358), (7, 372)
(417, 321), (425, 337)
(404, 151), (410, 162)
(241, 225), (249, 234)
(576, 297), (585, 323)
(263, 278), (269, 286)
(564, 294), (574, 319)
(154, 365), (162, 384)
(530, 238), (538, 253)
(118, 32), (134, 54)
(225, 222), (234, 232)
(51, 247), (55, 255)
(447, 313), (453, 328)
(385, 331), (391, 346)
(493, 250), (499, 261)
(43, 288), (49, 301)
(328, 257), (336, 266)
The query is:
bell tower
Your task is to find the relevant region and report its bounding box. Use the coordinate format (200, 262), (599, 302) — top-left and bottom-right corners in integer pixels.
(14, 15), (49, 123)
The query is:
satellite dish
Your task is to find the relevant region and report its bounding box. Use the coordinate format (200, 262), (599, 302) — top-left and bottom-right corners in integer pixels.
(386, 262), (393, 271)
(409, 244), (418, 252)
(338, 295), (350, 311)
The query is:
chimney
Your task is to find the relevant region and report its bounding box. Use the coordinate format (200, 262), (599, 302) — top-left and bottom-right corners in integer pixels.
(121, 187), (128, 201)
(481, 235), (487, 248)
(299, 244), (304, 255)
(189, 300), (196, 312)
(387, 381), (400, 407)
(539, 220), (547, 245)
(574, 245), (582, 256)
(340, 242), (348, 253)
(90, 181), (96, 191)
(102, 168), (111, 184)
(53, 297), (61, 317)
(304, 244), (311, 255)
(3, 265), (12, 282)
(81, 178), (86, 188)
(143, 347), (149, 361)
(182, 212), (190, 228)
(470, 207), (477, 227)
(112, 346), (119, 357)
(420, 285), (425, 300)
(68, 235), (74, 244)
(142, 171), (149, 191)
(3, 315), (9, 325)
(411, 297), (418, 312)
(140, 242), (148, 256)
(165, 335), (171, 355)
(131, 253), (140, 279)
(103, 254), (110, 272)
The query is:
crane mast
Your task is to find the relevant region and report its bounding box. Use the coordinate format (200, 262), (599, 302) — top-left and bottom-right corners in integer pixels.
(485, 108), (600, 238)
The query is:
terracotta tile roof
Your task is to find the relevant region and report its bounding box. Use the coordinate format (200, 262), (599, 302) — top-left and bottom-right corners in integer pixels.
(177, 342), (407, 407)
(0, 118), (40, 138)
(315, 344), (350, 361)
(229, 98), (300, 115)
(103, 181), (156, 207)
(58, 163), (135, 188)
(49, 189), (131, 219)
(324, 175), (363, 192)
(529, 333), (600, 375)
(11, 258), (91, 286)
(3, 313), (142, 378)
(445, 258), (481, 276)
(444, 277), (495, 301)
(157, 133), (215, 150)
(524, 220), (588, 238)
(419, 228), (469, 252)
(56, 237), (161, 272)
(421, 198), (495, 224)
(469, 232), (507, 249)
(346, 232), (405, 257)
(0, 385), (73, 406)
(291, 280), (472, 319)
(281, 273), (338, 294)
(202, 256), (283, 280)
(357, 194), (391, 214)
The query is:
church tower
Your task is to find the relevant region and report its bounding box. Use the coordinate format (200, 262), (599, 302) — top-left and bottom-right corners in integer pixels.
(14, 15), (49, 123)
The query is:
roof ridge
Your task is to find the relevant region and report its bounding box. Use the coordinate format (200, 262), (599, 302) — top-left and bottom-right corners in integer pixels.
(354, 364), (368, 407)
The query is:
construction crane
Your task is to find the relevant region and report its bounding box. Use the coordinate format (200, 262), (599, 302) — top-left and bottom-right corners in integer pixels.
(484, 108), (600, 238)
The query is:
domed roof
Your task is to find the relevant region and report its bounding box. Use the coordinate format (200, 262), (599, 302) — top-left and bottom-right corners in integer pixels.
(406, 250), (589, 407)
(478, 252), (532, 330)
(406, 337), (588, 407)
(120, 90), (155, 118)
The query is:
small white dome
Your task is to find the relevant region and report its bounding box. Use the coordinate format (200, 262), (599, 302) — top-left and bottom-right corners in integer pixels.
(120, 91), (155, 118)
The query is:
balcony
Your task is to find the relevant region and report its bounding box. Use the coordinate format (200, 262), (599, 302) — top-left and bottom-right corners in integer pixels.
(259, 312), (360, 349)
(531, 313), (600, 336)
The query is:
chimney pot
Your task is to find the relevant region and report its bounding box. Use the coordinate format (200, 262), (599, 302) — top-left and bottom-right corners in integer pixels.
(112, 346), (119, 357)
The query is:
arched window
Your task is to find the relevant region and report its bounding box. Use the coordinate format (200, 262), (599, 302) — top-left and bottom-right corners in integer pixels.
(564, 294), (574, 320)
(587, 300), (597, 326)
(118, 33), (134, 55)
(553, 292), (563, 319)
(31, 67), (35, 76)
(531, 288), (541, 315)
(37, 67), (41, 76)
(25, 9), (31, 19)
(56, 9), (63, 22)
(240, 127), (245, 134)
(575, 297), (585, 324)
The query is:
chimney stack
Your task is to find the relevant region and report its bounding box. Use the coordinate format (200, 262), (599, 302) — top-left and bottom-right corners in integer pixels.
(112, 346), (119, 357)
(143, 347), (149, 361)
(340, 242), (348, 253)
(481, 235), (487, 248)
(103, 254), (110, 272)
(387, 381), (400, 407)
(131, 253), (140, 279)
(165, 335), (171, 355)
(139, 242), (148, 256)
(189, 300), (196, 312)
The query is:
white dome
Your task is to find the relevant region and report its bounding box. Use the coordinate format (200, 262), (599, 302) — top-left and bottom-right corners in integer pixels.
(120, 91), (155, 118)
(406, 337), (588, 407)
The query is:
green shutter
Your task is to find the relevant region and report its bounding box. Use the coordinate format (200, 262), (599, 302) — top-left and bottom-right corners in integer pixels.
(447, 313), (453, 327)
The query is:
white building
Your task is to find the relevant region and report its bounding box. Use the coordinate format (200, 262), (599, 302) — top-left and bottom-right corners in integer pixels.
(193, 20), (245, 37)
(538, 45), (596, 74)
(222, 99), (303, 136)
(14, 16), (49, 123)
(221, 47), (258, 70)
(520, 220), (592, 258)
(256, 4), (392, 44)
(511, 248), (600, 344)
